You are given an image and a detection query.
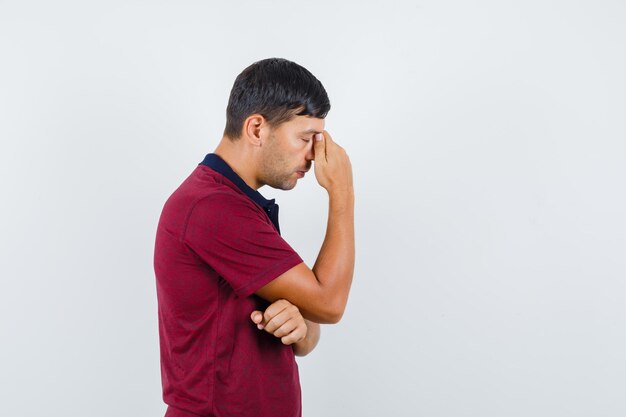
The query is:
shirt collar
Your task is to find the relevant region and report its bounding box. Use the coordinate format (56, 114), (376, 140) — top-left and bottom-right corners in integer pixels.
(199, 153), (281, 234)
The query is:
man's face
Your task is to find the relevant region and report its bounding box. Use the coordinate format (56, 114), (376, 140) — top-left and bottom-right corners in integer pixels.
(258, 115), (325, 190)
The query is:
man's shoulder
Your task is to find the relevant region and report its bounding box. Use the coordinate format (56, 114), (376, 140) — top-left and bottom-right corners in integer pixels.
(165, 165), (259, 218)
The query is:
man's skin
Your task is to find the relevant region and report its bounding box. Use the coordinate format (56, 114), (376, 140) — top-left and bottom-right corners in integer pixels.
(213, 110), (354, 357)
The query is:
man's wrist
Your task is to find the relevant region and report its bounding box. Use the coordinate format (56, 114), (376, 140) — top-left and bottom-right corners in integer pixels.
(327, 185), (354, 199)
(328, 187), (354, 212)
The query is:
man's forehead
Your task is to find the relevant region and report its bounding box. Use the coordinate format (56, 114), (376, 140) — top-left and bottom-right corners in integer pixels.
(292, 115), (325, 134)
(299, 128), (324, 134)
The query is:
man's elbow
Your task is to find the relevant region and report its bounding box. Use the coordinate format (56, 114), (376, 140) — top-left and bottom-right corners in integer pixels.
(333, 306), (349, 323)
(324, 297), (347, 324)
(307, 300), (344, 324)
(298, 283), (349, 324)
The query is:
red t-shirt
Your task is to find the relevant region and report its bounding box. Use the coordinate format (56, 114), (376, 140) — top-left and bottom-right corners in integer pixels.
(154, 163), (305, 417)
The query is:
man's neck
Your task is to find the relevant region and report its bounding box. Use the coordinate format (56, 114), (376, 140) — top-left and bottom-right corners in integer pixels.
(213, 137), (263, 190)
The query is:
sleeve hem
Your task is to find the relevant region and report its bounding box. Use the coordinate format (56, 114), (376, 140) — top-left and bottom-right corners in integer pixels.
(234, 253), (304, 299)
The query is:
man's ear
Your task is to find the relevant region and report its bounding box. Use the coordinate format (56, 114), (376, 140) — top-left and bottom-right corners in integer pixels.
(242, 114), (266, 147)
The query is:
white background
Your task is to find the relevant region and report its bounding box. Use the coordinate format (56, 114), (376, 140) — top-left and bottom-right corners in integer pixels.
(1, 1), (625, 416)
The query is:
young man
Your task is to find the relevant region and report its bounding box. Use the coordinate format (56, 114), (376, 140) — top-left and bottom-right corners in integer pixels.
(153, 57), (355, 417)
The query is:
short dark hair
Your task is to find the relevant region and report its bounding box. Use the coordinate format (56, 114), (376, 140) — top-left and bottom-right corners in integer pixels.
(223, 57), (331, 140)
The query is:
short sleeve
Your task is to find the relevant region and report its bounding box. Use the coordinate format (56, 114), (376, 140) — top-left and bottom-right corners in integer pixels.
(183, 192), (304, 298)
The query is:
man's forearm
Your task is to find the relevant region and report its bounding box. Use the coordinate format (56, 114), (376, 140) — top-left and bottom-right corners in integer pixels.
(311, 187), (355, 322)
(293, 319), (321, 356)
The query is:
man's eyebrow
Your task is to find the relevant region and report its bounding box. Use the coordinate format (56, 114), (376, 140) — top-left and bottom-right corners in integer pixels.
(300, 129), (323, 134)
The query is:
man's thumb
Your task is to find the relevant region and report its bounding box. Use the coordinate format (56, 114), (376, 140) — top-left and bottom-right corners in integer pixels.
(251, 311), (262, 323)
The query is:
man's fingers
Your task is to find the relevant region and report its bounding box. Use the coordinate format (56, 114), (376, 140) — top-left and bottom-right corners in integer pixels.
(272, 317), (298, 338)
(251, 299), (307, 346)
(252, 299), (305, 337)
(264, 306), (298, 333)
(280, 325), (307, 345)
(251, 299), (290, 330)
(262, 300), (290, 325)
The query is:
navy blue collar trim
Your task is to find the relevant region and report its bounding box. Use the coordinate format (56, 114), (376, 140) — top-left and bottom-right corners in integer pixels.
(199, 153), (281, 234)
(199, 153), (275, 208)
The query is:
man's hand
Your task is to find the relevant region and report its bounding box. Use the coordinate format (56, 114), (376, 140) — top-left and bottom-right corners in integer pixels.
(312, 130), (353, 193)
(250, 299), (308, 345)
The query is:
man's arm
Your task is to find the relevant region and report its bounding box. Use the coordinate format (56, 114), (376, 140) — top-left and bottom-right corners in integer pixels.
(254, 130), (355, 324)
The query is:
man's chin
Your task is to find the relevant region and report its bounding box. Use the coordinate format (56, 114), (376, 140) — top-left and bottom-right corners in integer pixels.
(267, 180), (297, 191)
(280, 182), (297, 191)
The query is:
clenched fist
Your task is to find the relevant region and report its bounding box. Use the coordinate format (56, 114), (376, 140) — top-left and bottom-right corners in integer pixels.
(250, 299), (308, 345)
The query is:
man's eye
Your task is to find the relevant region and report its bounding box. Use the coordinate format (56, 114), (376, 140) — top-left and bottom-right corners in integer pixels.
(301, 138), (311, 143)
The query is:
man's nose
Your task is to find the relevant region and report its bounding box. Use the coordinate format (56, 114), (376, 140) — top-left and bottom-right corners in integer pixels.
(305, 143), (315, 161)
